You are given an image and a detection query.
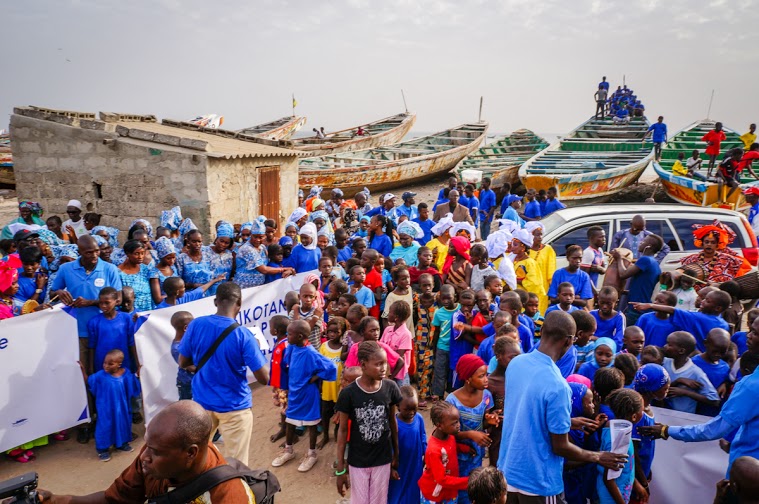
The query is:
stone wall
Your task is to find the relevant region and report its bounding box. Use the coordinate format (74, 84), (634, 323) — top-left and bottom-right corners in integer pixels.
(10, 113), (298, 241)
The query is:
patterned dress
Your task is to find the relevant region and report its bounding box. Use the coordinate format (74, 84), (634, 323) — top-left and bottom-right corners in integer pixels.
(149, 263), (179, 295)
(445, 389), (494, 504)
(415, 304), (436, 399)
(119, 264), (155, 312)
(680, 250), (749, 292)
(205, 246), (234, 295)
(234, 242), (268, 288)
(176, 249), (214, 292)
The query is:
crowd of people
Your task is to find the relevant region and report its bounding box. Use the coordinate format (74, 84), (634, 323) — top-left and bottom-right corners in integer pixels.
(2, 173), (759, 504)
(593, 78), (645, 124)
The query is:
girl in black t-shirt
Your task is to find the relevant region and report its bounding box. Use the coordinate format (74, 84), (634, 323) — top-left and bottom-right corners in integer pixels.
(335, 340), (402, 504)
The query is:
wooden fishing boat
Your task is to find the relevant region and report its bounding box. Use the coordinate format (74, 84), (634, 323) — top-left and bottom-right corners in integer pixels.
(652, 120), (755, 209)
(291, 112), (416, 157)
(455, 129), (548, 188)
(519, 116), (652, 203)
(238, 116), (307, 140)
(299, 122), (488, 193)
(0, 133), (13, 187)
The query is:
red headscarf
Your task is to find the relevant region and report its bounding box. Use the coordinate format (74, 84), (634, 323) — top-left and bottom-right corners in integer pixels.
(0, 255), (22, 293)
(442, 236), (471, 274)
(456, 354), (486, 382)
(692, 220), (735, 250)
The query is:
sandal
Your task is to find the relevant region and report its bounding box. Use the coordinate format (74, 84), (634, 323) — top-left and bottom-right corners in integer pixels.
(53, 431), (69, 442)
(418, 400), (429, 409)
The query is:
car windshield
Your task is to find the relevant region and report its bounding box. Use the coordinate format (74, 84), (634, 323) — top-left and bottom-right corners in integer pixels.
(541, 212), (567, 235)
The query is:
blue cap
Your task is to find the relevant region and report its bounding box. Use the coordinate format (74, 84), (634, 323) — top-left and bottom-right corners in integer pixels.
(279, 236), (294, 246)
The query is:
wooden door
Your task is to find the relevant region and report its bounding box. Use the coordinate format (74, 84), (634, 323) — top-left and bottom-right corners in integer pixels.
(258, 166), (280, 222)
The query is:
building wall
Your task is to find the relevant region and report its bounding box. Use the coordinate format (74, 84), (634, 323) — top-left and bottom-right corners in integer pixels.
(10, 113), (298, 240)
(207, 156), (298, 228)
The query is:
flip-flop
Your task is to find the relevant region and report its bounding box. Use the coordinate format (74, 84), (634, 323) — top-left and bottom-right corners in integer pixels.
(418, 400), (429, 409)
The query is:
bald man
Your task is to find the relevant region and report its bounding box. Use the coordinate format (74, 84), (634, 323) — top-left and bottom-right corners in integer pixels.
(611, 215), (670, 262)
(433, 189), (474, 224)
(715, 455), (759, 503)
(39, 401), (255, 503)
(498, 311), (626, 502)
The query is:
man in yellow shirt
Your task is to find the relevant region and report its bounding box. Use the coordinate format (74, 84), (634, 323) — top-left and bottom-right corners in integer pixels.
(741, 123), (757, 150)
(672, 152), (688, 176)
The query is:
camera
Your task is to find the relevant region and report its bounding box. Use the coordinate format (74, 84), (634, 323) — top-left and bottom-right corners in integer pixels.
(0, 472), (39, 503)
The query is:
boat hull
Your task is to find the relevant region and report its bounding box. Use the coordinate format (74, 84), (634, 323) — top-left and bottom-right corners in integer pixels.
(299, 124), (487, 193)
(653, 162), (750, 209)
(261, 116), (307, 141)
(491, 164), (521, 188)
(294, 113), (415, 157)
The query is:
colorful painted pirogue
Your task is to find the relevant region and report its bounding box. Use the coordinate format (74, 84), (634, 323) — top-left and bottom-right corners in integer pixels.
(290, 113), (416, 157)
(0, 132), (12, 186)
(298, 122), (488, 193)
(652, 120), (758, 209)
(238, 116), (307, 141)
(519, 116), (652, 203)
(455, 129), (548, 188)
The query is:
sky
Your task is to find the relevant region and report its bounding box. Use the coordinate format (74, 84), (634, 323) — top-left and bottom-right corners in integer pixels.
(4, 0), (758, 138)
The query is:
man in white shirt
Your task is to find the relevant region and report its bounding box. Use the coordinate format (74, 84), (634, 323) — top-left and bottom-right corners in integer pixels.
(62, 199), (89, 239)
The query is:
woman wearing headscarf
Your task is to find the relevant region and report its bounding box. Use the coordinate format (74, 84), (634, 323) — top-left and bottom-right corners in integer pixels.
(176, 229), (215, 294)
(428, 213), (454, 272)
(204, 221), (235, 295)
(679, 220), (752, 291)
(173, 218), (197, 252)
(563, 381), (597, 504)
(335, 206), (359, 237)
(285, 222), (322, 273)
(512, 229), (546, 302)
(451, 221), (477, 243)
(390, 221), (424, 266)
(235, 217), (294, 288)
(486, 230), (516, 290)
(118, 239), (155, 312)
(310, 210), (334, 246)
(0, 255), (23, 319)
(443, 236), (472, 290)
(129, 218), (154, 240)
(526, 221), (556, 315)
(149, 236), (179, 303)
(160, 206), (183, 237)
(91, 226), (120, 249)
(1, 201), (45, 240)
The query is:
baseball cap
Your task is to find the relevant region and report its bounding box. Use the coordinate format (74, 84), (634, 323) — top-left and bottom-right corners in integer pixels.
(402, 191), (417, 201)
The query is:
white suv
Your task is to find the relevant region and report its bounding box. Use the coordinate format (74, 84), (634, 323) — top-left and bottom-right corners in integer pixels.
(542, 204), (759, 272)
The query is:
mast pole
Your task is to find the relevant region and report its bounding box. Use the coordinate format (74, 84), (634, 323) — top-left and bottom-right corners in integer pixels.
(707, 89), (715, 119)
(401, 89), (408, 113)
(479, 96), (484, 122)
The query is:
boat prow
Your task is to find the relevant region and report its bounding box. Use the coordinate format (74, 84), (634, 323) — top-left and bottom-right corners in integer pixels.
(238, 116), (307, 141)
(291, 112), (416, 157)
(455, 129), (548, 188)
(519, 115), (652, 203)
(298, 122), (487, 193)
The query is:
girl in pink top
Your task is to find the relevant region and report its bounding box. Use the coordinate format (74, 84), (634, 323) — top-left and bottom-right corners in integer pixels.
(381, 300), (414, 386)
(345, 316), (405, 380)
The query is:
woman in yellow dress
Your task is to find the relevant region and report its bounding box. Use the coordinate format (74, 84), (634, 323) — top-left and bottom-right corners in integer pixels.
(525, 221), (556, 316)
(426, 213), (454, 272)
(511, 229), (546, 303)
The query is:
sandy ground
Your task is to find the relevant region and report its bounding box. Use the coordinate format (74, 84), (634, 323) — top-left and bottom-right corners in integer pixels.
(0, 384), (437, 503)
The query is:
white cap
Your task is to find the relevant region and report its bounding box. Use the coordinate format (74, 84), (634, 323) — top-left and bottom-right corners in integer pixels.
(67, 199), (82, 210)
(382, 193), (397, 203)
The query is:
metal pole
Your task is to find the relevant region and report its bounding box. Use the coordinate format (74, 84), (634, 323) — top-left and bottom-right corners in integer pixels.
(479, 96), (484, 122)
(292, 93), (295, 117)
(401, 89), (408, 113)
(707, 89), (715, 119)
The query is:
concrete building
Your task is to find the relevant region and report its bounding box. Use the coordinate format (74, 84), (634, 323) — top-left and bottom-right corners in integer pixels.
(9, 106), (304, 239)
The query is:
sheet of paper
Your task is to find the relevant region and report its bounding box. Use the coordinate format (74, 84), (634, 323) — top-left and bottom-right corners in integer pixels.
(607, 419), (632, 480)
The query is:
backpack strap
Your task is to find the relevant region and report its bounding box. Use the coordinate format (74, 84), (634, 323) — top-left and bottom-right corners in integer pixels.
(148, 465), (243, 504)
(195, 321), (239, 373)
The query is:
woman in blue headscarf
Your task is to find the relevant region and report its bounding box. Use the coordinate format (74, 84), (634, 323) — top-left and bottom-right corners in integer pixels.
(176, 229), (215, 295)
(46, 244), (79, 303)
(204, 221), (235, 295)
(174, 218), (197, 251)
(118, 239), (155, 312)
(149, 236), (179, 303)
(564, 381), (598, 504)
(1, 201), (45, 240)
(390, 220), (423, 266)
(235, 217), (294, 288)
(91, 226), (120, 249)
(577, 337), (617, 381)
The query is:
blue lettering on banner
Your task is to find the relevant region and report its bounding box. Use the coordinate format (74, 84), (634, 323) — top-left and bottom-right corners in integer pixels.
(0, 337), (8, 349)
(235, 299), (288, 356)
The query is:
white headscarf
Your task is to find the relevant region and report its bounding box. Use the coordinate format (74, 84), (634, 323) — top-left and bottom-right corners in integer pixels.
(299, 222), (318, 250)
(524, 221), (545, 234)
(486, 230), (512, 258)
(288, 207), (307, 224)
(451, 221), (477, 241)
(431, 213), (454, 237)
(498, 219), (521, 233)
(513, 229), (534, 248)
(497, 254), (517, 290)
(397, 220), (424, 239)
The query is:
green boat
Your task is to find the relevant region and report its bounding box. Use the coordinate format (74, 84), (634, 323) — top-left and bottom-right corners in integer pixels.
(455, 129), (548, 188)
(653, 120), (756, 208)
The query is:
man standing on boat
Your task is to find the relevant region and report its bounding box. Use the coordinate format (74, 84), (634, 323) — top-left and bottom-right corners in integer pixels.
(432, 189), (473, 224)
(741, 124), (757, 151)
(643, 116), (668, 163)
(594, 84), (608, 119)
(599, 76), (610, 91)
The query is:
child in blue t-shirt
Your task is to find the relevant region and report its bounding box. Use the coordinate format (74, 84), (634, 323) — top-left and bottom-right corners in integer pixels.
(548, 245), (594, 308)
(596, 389), (644, 504)
(692, 328), (731, 416)
(731, 307), (759, 356)
(622, 326), (645, 360)
(15, 246), (47, 305)
(632, 364), (671, 500)
(265, 244), (285, 283)
(662, 331), (720, 414)
(546, 282), (580, 316)
(156, 275), (224, 309)
(574, 313), (598, 372)
(87, 287), (139, 376)
(431, 285), (459, 400)
(592, 286), (626, 348)
(578, 338), (616, 381)
(635, 291), (677, 348)
(348, 265), (376, 312)
(272, 319), (337, 472)
(169, 311), (194, 400)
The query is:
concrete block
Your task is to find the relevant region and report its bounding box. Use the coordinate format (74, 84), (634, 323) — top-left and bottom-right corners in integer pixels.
(47, 114), (75, 126)
(128, 129), (155, 141)
(17, 141), (42, 154)
(115, 125), (130, 137)
(35, 157), (59, 170)
(152, 134), (181, 146)
(179, 137), (208, 151)
(80, 119), (106, 131)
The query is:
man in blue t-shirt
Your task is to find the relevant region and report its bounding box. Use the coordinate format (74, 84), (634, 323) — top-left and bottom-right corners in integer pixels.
(611, 233), (663, 325)
(178, 282), (269, 466)
(643, 115), (668, 162)
(543, 186), (567, 216)
(522, 188), (542, 222)
(477, 177), (497, 241)
(499, 311), (626, 500)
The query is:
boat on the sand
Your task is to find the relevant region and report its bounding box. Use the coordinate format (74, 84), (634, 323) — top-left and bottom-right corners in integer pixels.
(519, 116), (652, 203)
(238, 116), (307, 141)
(652, 119), (756, 209)
(298, 122), (488, 193)
(0, 132), (13, 186)
(456, 129), (548, 188)
(291, 113), (416, 157)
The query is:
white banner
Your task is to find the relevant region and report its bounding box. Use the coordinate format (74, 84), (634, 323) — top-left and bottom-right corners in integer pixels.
(649, 406), (729, 503)
(134, 273), (311, 424)
(0, 307), (90, 453)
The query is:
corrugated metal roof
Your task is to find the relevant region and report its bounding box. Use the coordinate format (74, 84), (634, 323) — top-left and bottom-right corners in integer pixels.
(115, 120), (305, 159)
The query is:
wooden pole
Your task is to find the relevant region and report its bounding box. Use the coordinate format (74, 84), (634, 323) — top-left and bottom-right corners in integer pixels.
(479, 96), (484, 122)
(401, 89), (408, 113)
(707, 89), (715, 119)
